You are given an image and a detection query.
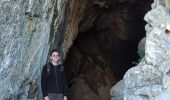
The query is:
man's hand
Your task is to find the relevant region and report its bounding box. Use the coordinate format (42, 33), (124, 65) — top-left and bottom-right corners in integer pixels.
(44, 96), (49, 100)
(64, 96), (67, 100)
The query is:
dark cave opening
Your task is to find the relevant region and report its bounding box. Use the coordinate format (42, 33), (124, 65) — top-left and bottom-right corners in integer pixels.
(64, 0), (153, 100)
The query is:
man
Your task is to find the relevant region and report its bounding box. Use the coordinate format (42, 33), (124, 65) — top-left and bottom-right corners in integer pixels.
(41, 49), (68, 100)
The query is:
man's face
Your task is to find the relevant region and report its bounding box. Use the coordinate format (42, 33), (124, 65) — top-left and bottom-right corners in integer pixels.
(50, 52), (60, 62)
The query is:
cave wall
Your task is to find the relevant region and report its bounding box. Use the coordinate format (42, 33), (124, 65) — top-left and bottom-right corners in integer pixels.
(64, 0), (153, 100)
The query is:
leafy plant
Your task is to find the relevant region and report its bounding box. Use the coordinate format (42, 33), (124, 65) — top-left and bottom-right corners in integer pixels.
(132, 48), (145, 65)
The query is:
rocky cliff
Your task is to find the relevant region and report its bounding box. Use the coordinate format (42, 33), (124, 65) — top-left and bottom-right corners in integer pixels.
(1, 0), (170, 100)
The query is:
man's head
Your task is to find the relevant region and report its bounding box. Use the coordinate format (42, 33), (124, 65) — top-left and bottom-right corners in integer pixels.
(49, 49), (60, 62)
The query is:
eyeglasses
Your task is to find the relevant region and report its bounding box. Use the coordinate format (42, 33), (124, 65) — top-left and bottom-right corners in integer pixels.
(52, 55), (60, 57)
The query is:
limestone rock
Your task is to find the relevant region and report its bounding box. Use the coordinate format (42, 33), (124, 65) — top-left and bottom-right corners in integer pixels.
(110, 80), (124, 100)
(111, 0), (170, 100)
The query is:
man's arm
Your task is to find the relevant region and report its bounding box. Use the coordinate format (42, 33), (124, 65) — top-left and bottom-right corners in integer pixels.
(41, 65), (48, 97)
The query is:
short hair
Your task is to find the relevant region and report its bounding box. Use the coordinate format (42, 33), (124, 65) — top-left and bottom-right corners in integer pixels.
(49, 49), (59, 56)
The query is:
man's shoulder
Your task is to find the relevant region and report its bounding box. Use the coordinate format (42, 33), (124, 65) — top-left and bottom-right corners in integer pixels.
(43, 62), (51, 69)
(58, 64), (64, 71)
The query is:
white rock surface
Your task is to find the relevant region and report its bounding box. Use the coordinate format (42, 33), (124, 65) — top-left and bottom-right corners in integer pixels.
(111, 0), (170, 100)
(110, 80), (124, 100)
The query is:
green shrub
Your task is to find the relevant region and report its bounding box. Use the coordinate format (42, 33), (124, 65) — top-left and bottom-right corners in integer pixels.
(132, 48), (145, 65)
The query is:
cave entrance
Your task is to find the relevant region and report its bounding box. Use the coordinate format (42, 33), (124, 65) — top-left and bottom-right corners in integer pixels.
(64, 0), (153, 100)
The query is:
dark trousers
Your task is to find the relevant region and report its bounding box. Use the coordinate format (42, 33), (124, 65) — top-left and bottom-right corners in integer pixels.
(48, 93), (63, 100)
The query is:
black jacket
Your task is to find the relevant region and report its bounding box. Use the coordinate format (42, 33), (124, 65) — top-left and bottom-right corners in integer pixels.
(41, 62), (68, 97)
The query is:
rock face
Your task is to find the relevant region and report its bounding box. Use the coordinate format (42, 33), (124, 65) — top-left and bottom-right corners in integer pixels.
(110, 80), (124, 100)
(0, 0), (153, 100)
(0, 0), (67, 99)
(111, 0), (170, 100)
(1, 0), (169, 100)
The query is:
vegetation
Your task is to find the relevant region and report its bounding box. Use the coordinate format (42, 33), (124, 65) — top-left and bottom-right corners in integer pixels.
(132, 47), (145, 65)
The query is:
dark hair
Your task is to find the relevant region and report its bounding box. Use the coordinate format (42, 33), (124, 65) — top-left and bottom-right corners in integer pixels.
(49, 49), (59, 56)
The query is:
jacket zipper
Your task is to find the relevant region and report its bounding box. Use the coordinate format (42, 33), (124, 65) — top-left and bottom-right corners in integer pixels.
(54, 66), (59, 90)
